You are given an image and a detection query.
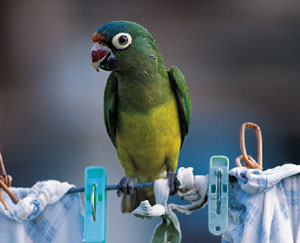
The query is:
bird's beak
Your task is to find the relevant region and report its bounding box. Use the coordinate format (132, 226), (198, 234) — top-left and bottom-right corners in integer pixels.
(91, 43), (119, 72)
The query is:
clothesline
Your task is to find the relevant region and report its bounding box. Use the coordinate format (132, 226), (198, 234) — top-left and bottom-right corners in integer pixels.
(67, 182), (155, 194)
(0, 122), (262, 208)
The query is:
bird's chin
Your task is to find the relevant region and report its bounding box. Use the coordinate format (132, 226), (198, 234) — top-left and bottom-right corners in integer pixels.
(92, 52), (119, 72)
(99, 52), (119, 71)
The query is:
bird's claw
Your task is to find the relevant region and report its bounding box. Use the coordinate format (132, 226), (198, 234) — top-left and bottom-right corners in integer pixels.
(167, 171), (180, 196)
(117, 176), (137, 197)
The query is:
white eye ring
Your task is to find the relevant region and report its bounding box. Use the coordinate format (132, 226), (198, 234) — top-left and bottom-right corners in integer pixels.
(112, 33), (132, 50)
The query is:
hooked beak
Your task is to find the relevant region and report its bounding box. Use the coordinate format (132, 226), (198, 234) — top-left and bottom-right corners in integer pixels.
(91, 43), (119, 72)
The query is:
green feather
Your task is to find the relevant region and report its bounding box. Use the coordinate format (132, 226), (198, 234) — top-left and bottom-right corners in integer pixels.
(104, 72), (118, 148)
(168, 66), (191, 147)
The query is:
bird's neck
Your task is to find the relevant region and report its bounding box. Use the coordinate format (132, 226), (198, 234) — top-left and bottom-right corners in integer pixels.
(116, 67), (172, 113)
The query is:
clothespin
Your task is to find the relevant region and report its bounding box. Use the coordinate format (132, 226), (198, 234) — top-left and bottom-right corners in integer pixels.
(0, 153), (19, 210)
(208, 156), (229, 236)
(83, 167), (107, 243)
(235, 122), (263, 170)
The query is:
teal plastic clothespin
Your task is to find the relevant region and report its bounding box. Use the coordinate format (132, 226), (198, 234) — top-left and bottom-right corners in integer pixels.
(83, 167), (107, 243)
(208, 156), (229, 236)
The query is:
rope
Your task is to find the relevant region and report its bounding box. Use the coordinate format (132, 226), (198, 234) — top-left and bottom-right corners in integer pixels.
(67, 182), (154, 194)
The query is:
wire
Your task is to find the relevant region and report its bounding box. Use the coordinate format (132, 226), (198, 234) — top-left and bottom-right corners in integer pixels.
(67, 182), (154, 194)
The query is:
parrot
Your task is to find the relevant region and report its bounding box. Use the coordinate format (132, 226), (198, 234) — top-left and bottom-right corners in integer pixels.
(91, 21), (191, 213)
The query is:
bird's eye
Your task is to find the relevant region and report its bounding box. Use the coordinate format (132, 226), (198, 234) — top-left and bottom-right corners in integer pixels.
(118, 35), (128, 45)
(112, 33), (132, 50)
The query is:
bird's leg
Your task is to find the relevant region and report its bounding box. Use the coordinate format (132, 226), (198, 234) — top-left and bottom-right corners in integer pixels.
(117, 176), (137, 197)
(167, 168), (180, 196)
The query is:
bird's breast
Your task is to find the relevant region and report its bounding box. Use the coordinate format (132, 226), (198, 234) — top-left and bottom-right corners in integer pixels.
(116, 96), (181, 177)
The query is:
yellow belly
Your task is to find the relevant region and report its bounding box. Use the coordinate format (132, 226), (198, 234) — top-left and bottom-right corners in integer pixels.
(116, 97), (181, 180)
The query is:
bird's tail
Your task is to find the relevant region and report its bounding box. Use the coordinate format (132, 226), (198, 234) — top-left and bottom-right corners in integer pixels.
(121, 187), (155, 213)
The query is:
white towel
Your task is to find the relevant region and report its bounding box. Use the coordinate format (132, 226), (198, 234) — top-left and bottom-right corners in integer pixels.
(0, 180), (83, 243)
(133, 164), (300, 243)
(224, 164), (300, 243)
(133, 167), (208, 243)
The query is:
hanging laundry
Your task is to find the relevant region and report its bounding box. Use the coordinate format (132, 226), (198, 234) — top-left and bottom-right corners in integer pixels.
(133, 167), (208, 243)
(0, 180), (83, 243)
(224, 164), (300, 243)
(133, 178), (182, 243)
(134, 164), (300, 243)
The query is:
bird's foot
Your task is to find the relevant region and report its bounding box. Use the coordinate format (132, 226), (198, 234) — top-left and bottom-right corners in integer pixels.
(167, 170), (180, 196)
(117, 176), (137, 197)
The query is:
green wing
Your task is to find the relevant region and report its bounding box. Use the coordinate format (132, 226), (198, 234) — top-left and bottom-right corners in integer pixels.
(168, 66), (191, 147)
(104, 72), (118, 148)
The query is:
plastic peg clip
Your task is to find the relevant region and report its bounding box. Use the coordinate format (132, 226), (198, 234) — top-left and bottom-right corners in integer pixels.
(83, 167), (107, 243)
(208, 156), (229, 236)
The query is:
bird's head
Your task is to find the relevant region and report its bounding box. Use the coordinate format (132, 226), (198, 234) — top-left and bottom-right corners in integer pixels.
(91, 21), (159, 73)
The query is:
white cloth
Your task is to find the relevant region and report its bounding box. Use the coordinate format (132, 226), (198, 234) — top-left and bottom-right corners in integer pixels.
(223, 164), (300, 243)
(132, 167), (208, 243)
(0, 180), (83, 243)
(134, 164), (300, 243)
(133, 179), (169, 219)
(133, 167), (208, 218)
(133, 178), (181, 243)
(170, 167), (208, 214)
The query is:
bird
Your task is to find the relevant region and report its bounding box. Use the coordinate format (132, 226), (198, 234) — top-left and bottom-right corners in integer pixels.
(91, 21), (191, 213)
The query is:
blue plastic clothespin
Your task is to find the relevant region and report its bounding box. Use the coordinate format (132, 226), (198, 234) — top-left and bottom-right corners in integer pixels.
(83, 167), (107, 243)
(208, 156), (229, 236)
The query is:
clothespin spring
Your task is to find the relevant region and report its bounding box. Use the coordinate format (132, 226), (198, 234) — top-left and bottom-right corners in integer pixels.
(91, 184), (96, 222)
(216, 168), (222, 215)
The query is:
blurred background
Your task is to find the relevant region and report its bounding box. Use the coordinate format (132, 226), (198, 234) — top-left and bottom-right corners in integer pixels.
(0, 0), (299, 242)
